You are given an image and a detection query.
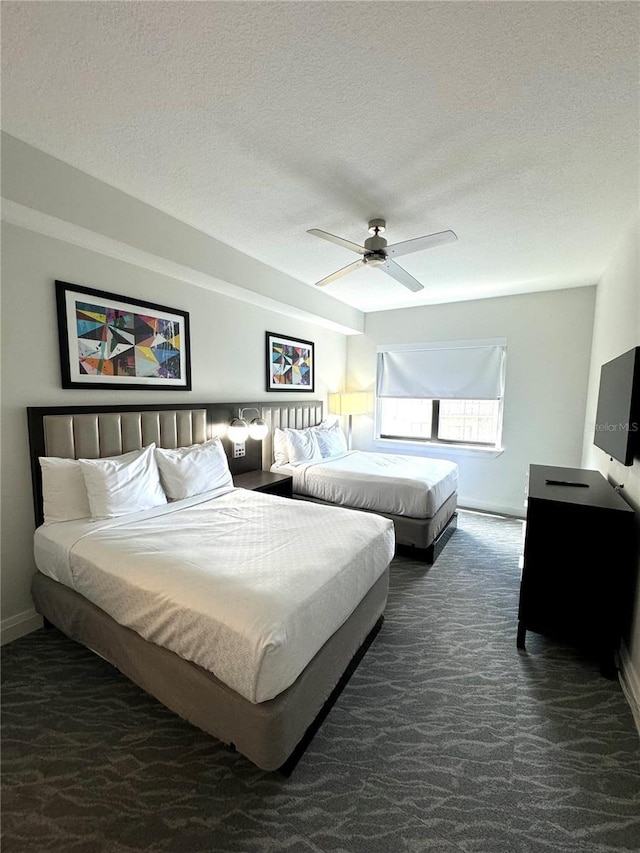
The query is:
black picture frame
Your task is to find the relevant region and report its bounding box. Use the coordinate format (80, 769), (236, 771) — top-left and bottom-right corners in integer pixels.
(265, 331), (315, 392)
(55, 280), (192, 391)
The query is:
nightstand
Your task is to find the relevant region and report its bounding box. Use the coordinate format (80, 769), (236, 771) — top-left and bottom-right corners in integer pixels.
(233, 470), (293, 498)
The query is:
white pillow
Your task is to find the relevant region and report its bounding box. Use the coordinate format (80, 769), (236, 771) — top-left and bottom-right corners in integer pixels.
(273, 428), (289, 466)
(79, 444), (167, 518)
(155, 438), (232, 500)
(316, 416), (341, 431)
(39, 457), (91, 524)
(315, 427), (348, 458)
(285, 427), (322, 465)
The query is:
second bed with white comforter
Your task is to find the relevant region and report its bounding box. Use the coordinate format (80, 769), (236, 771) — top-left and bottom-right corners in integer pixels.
(272, 450), (459, 519)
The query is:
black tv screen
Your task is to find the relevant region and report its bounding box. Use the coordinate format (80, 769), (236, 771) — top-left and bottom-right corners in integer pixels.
(593, 346), (640, 466)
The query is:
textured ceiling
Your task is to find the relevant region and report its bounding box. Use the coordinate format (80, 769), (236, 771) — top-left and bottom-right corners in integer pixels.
(2, 1), (639, 312)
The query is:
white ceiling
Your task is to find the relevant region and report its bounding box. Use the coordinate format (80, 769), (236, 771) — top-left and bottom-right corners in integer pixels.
(2, 1), (639, 313)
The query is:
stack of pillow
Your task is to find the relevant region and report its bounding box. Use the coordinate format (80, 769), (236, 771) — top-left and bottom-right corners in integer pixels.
(39, 438), (233, 524)
(274, 418), (349, 466)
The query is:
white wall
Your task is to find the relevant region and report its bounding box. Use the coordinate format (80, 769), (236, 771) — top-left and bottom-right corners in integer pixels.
(347, 287), (596, 516)
(581, 214), (640, 726)
(0, 223), (347, 640)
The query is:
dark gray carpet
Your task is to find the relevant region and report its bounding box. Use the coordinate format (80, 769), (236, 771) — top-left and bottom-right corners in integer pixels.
(2, 511), (639, 853)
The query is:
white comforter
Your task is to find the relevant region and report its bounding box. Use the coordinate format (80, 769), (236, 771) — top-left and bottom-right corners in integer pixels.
(272, 451), (458, 518)
(34, 488), (394, 704)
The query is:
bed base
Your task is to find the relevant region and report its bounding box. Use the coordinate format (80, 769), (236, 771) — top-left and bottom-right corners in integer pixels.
(31, 569), (389, 773)
(278, 614), (383, 775)
(294, 491), (458, 562)
(396, 510), (458, 564)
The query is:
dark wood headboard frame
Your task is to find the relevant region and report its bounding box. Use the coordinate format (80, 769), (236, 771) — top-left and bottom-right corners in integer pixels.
(27, 401), (265, 527)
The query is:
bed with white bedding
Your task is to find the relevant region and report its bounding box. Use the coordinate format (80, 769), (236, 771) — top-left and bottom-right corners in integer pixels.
(34, 488), (392, 705)
(262, 401), (459, 559)
(27, 403), (394, 772)
(272, 451), (458, 520)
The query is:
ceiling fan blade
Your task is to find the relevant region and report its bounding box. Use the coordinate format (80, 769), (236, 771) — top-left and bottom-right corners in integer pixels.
(307, 229), (366, 255)
(314, 259), (365, 287)
(380, 260), (424, 292)
(385, 229), (458, 259)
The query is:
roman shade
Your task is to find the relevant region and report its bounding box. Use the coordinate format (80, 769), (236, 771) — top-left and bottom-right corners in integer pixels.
(377, 340), (506, 400)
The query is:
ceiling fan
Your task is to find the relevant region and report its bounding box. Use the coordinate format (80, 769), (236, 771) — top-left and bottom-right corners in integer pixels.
(307, 219), (458, 292)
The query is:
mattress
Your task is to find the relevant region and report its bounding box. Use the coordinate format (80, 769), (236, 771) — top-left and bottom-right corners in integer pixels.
(33, 488), (394, 704)
(272, 450), (458, 518)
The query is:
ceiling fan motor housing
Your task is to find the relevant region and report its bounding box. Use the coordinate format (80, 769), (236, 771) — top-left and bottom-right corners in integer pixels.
(362, 219), (387, 267)
(365, 217), (388, 263)
(364, 224), (388, 264)
(363, 250), (387, 266)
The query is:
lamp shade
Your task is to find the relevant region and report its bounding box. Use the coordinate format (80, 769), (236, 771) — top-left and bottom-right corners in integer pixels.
(328, 391), (369, 416)
(248, 418), (269, 440)
(228, 418), (249, 443)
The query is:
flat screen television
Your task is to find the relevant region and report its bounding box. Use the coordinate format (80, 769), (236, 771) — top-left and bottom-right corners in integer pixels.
(593, 346), (640, 466)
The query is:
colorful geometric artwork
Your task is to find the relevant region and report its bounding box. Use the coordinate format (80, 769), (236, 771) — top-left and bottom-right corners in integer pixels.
(56, 281), (191, 390)
(266, 332), (315, 392)
(75, 301), (182, 379)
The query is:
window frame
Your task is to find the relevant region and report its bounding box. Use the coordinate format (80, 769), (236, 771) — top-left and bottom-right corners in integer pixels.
(375, 338), (507, 450)
(377, 397), (504, 449)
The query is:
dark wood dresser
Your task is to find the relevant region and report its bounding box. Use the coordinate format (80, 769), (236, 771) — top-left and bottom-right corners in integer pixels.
(517, 464), (635, 676)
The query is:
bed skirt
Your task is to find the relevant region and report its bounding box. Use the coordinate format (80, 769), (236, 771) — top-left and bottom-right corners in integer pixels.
(31, 568), (389, 772)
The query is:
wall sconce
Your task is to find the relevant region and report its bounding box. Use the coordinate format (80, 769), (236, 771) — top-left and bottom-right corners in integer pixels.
(328, 391), (369, 449)
(241, 407), (269, 440)
(228, 407), (269, 457)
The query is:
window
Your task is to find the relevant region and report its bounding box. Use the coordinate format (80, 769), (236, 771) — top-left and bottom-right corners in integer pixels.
(438, 399), (501, 444)
(379, 398), (433, 440)
(376, 339), (506, 448)
(379, 398), (501, 445)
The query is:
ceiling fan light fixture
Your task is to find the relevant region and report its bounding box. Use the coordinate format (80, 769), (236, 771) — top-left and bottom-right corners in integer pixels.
(363, 252), (386, 267)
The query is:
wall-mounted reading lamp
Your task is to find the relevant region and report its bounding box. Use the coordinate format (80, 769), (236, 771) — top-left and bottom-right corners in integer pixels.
(228, 407), (269, 457)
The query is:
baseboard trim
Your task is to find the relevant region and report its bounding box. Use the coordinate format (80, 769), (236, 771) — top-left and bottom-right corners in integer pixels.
(619, 642), (640, 736)
(1, 609), (43, 646)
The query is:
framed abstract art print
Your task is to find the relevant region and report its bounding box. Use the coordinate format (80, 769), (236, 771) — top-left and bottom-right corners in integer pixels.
(55, 280), (191, 390)
(266, 331), (314, 392)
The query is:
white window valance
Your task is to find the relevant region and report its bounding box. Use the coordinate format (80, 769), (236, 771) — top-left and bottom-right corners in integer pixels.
(377, 339), (507, 400)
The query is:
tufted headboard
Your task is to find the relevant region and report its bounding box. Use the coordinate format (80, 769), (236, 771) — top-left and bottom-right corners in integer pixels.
(27, 402), (263, 526)
(260, 400), (324, 470)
